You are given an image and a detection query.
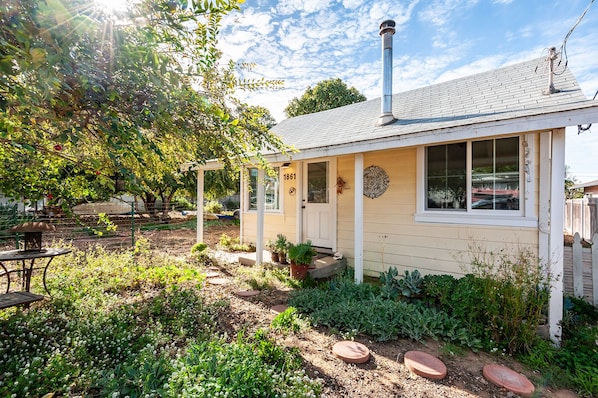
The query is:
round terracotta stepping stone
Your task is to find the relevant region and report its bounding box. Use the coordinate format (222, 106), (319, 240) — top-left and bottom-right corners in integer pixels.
(204, 271), (220, 278)
(404, 351), (447, 380)
(332, 341), (370, 364)
(236, 290), (260, 297)
(208, 277), (228, 285)
(483, 364), (535, 397)
(270, 304), (288, 314)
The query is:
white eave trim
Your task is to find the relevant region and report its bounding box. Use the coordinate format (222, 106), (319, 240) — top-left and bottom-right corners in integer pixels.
(180, 160), (224, 171)
(268, 106), (598, 161)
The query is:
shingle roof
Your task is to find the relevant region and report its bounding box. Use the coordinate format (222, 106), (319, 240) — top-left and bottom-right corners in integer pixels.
(270, 57), (598, 153)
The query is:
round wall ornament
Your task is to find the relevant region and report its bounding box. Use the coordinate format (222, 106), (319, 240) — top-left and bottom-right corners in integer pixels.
(363, 165), (389, 199)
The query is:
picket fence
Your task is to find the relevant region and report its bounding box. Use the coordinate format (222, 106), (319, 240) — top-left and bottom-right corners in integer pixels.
(563, 232), (598, 306)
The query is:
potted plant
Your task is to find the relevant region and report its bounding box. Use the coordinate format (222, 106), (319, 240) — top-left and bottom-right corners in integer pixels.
(274, 234), (289, 264)
(266, 239), (280, 263)
(287, 240), (317, 280)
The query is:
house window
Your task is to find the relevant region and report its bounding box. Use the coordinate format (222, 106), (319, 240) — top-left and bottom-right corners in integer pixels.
(247, 167), (281, 211)
(426, 137), (520, 211)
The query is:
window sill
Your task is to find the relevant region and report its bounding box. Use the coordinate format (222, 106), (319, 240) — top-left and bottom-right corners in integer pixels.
(244, 210), (284, 215)
(414, 212), (538, 228)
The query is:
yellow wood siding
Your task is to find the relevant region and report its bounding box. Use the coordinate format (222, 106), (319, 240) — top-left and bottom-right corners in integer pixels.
(241, 164), (298, 245)
(337, 147), (538, 278)
(243, 139), (540, 277)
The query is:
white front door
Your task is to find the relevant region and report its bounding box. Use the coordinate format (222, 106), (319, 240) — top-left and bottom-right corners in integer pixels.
(303, 160), (334, 249)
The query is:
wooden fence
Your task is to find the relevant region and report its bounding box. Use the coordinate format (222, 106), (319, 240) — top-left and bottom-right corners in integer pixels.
(564, 197), (597, 242)
(563, 232), (598, 306)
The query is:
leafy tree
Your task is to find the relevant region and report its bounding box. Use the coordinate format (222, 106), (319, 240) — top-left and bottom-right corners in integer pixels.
(565, 165), (584, 199)
(284, 78), (366, 118)
(0, 0), (286, 214)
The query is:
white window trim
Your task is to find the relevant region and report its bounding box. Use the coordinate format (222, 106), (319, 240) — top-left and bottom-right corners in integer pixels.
(244, 165), (284, 214)
(415, 135), (538, 228)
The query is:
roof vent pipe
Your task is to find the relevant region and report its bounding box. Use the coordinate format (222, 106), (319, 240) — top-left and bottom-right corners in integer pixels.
(543, 47), (560, 95)
(378, 19), (396, 126)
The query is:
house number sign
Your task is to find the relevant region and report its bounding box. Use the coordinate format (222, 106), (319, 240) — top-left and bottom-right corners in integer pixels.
(283, 173), (296, 180)
(363, 165), (389, 199)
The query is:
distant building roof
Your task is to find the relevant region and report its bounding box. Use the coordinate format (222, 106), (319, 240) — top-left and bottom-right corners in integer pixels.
(571, 179), (598, 189)
(270, 57), (598, 159)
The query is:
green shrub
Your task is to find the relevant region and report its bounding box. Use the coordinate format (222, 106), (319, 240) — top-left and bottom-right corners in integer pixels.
(289, 277), (480, 348)
(167, 332), (321, 397)
(379, 267), (423, 300)
(218, 233), (255, 252)
(270, 306), (308, 334)
(173, 196), (195, 210)
(204, 200), (223, 214)
(456, 244), (552, 354)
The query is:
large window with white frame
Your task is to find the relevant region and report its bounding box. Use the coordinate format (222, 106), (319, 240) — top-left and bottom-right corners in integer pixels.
(426, 136), (520, 212)
(247, 167), (281, 211)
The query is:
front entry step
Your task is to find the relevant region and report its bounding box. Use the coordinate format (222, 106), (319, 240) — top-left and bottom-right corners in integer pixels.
(238, 252), (347, 280)
(308, 256), (346, 279)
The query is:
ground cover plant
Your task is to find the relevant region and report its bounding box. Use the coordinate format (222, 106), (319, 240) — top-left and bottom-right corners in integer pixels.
(289, 246), (597, 397)
(0, 240), (320, 397)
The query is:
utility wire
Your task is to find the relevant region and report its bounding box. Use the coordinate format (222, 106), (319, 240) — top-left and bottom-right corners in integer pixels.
(555, 0), (595, 74)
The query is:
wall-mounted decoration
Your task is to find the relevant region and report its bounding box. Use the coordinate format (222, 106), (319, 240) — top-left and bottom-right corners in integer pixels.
(289, 187), (296, 196)
(363, 165), (389, 199)
(336, 177), (346, 194)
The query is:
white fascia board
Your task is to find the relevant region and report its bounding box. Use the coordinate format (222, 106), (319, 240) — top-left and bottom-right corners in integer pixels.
(273, 107), (598, 160)
(180, 160), (224, 171)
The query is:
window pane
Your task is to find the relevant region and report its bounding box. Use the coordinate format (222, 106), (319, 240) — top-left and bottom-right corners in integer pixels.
(248, 168), (258, 210)
(472, 137), (519, 210)
(307, 162), (328, 203)
(248, 167), (280, 211)
(426, 143), (466, 209)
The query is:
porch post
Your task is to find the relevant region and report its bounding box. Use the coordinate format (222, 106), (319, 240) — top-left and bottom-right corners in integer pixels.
(295, 162), (303, 243)
(256, 167), (265, 264)
(354, 154), (364, 283)
(549, 129), (565, 343)
(196, 168), (205, 243)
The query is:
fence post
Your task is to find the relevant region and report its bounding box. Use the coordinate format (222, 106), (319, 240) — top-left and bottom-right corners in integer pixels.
(131, 202), (135, 248)
(593, 232), (598, 307)
(572, 232), (584, 298)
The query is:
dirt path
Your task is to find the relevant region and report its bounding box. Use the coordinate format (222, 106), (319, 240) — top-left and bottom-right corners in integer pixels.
(151, 226), (577, 397)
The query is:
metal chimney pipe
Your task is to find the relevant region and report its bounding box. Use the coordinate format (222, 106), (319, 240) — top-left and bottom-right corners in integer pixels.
(378, 19), (396, 126)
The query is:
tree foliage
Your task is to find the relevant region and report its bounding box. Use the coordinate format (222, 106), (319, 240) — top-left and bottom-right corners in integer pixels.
(0, 0), (286, 213)
(565, 165), (584, 199)
(284, 78), (366, 118)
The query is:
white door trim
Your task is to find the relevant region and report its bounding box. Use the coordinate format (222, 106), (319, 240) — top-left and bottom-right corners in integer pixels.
(301, 158), (337, 251)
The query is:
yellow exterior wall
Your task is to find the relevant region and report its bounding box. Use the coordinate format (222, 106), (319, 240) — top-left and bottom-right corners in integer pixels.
(241, 164), (299, 246)
(337, 145), (539, 278)
(242, 133), (543, 277)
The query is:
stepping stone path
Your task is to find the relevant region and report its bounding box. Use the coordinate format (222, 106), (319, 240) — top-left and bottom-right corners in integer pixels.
(270, 304), (288, 314)
(332, 341), (370, 364)
(204, 271), (220, 278)
(483, 364), (535, 397)
(236, 290), (260, 297)
(404, 351), (447, 380)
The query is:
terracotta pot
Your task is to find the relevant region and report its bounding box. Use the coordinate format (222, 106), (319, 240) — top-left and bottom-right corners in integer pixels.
(271, 252), (280, 263)
(290, 262), (309, 280)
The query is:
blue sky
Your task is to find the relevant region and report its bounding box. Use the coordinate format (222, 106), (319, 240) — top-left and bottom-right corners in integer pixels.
(217, 0), (598, 183)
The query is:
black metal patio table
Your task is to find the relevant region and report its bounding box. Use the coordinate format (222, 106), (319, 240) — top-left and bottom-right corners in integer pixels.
(0, 248), (71, 309)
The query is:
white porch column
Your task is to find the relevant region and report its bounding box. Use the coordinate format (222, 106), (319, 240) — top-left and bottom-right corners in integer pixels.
(256, 167), (265, 264)
(540, 130), (565, 344)
(196, 168), (205, 243)
(549, 129), (565, 343)
(354, 154), (364, 283)
(295, 162), (303, 243)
